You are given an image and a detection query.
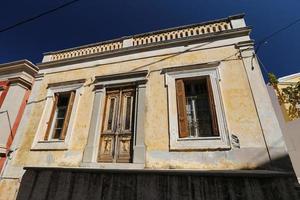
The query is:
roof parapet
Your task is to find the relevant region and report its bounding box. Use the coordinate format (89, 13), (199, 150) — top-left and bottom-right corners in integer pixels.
(42, 14), (246, 63)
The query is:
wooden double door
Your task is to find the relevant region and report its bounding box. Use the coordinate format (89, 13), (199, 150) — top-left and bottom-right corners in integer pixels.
(98, 87), (135, 163)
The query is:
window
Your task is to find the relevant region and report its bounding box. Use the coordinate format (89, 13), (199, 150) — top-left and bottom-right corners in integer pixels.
(176, 76), (219, 138)
(44, 91), (75, 141)
(164, 65), (230, 150)
(98, 87), (135, 163)
(31, 80), (84, 150)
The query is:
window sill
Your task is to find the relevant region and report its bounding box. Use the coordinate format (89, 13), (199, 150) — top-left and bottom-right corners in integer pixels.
(177, 136), (221, 141)
(80, 162), (145, 169)
(31, 140), (68, 151)
(171, 137), (231, 151)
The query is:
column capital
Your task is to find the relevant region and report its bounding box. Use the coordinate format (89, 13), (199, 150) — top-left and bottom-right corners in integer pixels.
(235, 40), (255, 50)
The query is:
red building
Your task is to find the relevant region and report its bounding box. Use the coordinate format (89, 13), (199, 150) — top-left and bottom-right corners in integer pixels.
(0, 60), (38, 173)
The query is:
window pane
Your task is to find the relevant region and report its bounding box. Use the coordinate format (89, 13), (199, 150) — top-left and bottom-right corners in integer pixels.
(107, 98), (115, 130)
(51, 92), (71, 139)
(55, 119), (65, 129)
(125, 96), (132, 130)
(52, 128), (62, 139)
(57, 94), (69, 107)
(184, 78), (217, 137)
(57, 107), (67, 118)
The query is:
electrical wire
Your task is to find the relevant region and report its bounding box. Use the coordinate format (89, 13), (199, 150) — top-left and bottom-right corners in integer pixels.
(0, 0), (80, 33)
(251, 16), (300, 74)
(252, 17), (300, 73)
(255, 54), (269, 74)
(255, 17), (300, 54)
(0, 1), (294, 76)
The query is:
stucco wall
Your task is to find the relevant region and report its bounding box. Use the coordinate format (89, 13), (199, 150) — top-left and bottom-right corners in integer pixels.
(0, 178), (19, 200)
(286, 119), (300, 182)
(7, 41), (277, 172)
(0, 85), (27, 152)
(268, 84), (300, 183)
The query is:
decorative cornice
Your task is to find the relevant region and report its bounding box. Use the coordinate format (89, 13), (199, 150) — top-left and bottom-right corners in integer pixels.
(235, 40), (255, 49)
(38, 27), (251, 70)
(39, 14), (249, 67)
(34, 73), (45, 81)
(0, 60), (39, 81)
(94, 70), (148, 89)
(47, 79), (86, 88)
(228, 13), (245, 20)
(8, 77), (33, 90)
(161, 61), (220, 74)
(95, 70), (148, 82)
(43, 14), (243, 56)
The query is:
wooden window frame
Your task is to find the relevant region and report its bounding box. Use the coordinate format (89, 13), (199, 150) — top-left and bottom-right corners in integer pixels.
(44, 91), (76, 141)
(165, 66), (230, 150)
(31, 82), (84, 150)
(175, 79), (189, 138)
(176, 76), (219, 138)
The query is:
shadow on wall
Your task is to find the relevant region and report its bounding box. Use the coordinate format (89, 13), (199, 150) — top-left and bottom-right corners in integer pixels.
(253, 153), (294, 172)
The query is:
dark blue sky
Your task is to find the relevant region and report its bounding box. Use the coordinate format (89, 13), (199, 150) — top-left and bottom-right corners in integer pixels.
(0, 0), (299, 78)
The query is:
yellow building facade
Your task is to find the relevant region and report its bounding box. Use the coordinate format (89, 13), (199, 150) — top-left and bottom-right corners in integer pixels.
(1, 14), (299, 200)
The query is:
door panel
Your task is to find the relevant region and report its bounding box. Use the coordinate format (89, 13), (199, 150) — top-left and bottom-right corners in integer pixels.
(98, 135), (114, 162)
(98, 88), (135, 163)
(116, 135), (132, 162)
(102, 91), (119, 133)
(120, 91), (134, 133)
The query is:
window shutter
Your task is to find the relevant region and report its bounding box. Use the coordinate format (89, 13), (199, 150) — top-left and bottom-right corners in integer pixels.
(60, 91), (75, 140)
(44, 94), (59, 140)
(206, 76), (219, 136)
(175, 79), (189, 138)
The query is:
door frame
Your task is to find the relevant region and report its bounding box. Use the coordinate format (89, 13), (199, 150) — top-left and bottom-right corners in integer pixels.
(81, 70), (148, 166)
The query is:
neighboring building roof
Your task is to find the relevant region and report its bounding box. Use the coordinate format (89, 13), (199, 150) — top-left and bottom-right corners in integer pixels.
(0, 59), (39, 73)
(278, 72), (300, 82)
(0, 60), (38, 88)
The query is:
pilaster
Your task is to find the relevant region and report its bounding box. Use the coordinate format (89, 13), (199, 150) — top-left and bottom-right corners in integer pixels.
(236, 41), (290, 169)
(133, 84), (146, 164)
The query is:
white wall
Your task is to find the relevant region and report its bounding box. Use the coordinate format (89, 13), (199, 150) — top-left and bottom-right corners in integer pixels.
(267, 85), (300, 183)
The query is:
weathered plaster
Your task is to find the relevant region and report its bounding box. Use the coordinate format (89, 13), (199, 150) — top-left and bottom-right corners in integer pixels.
(0, 178), (19, 200)
(8, 44), (277, 172)
(0, 15), (294, 199)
